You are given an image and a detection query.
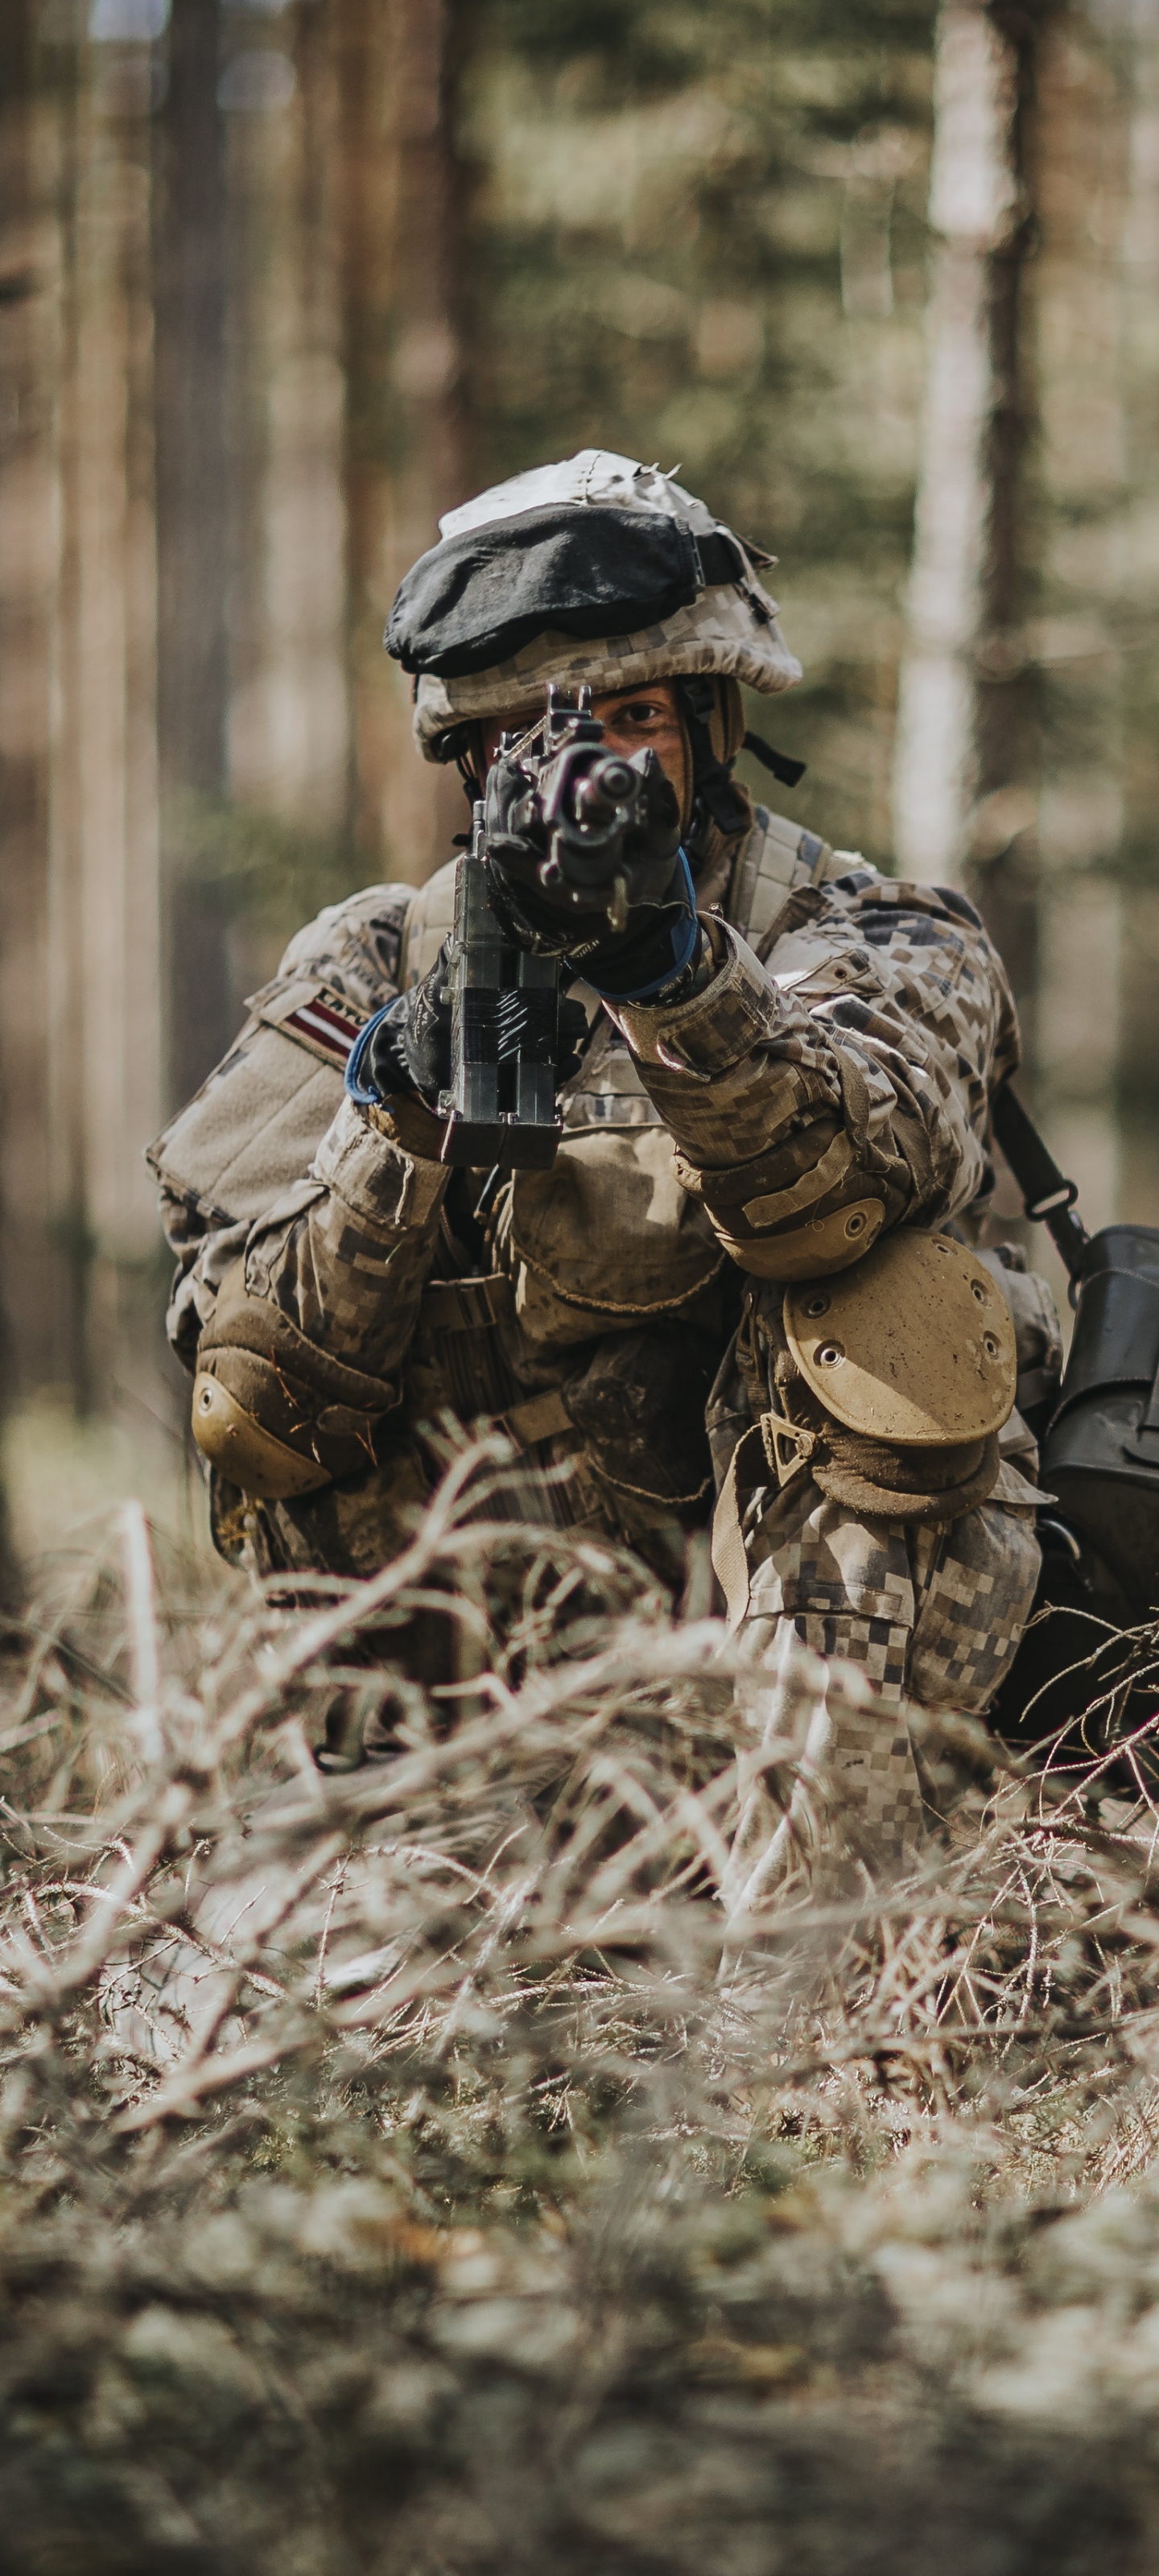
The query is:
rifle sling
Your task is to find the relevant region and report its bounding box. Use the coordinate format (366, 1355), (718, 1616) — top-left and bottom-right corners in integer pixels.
(991, 1084), (1090, 1282)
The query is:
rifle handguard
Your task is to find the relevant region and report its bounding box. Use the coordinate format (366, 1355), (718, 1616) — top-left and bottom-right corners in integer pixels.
(438, 827), (564, 1170)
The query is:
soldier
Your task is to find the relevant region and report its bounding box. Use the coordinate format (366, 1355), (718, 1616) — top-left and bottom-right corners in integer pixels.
(151, 450), (1057, 1831)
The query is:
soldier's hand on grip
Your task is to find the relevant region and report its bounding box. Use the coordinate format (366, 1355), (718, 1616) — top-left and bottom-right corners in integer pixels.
(352, 944), (588, 1113)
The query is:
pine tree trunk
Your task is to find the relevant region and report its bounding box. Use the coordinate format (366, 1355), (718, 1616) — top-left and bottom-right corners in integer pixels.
(0, 0), (38, 1589)
(892, 0), (1042, 948)
(1028, 18), (1131, 1253)
(53, 52), (163, 1415)
(0, 1), (51, 1420)
(897, 0), (1128, 1307)
(333, 0), (470, 885)
(153, 0), (232, 1113)
(0, 13), (163, 1434)
(222, 3), (350, 856)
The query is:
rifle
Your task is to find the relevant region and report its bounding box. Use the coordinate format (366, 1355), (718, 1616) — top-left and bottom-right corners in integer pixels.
(438, 683), (679, 1170)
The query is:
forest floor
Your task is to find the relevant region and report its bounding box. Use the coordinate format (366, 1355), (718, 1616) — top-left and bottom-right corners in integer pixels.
(0, 1444), (1158, 2574)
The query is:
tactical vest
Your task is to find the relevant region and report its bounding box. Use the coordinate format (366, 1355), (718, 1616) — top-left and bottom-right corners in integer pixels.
(398, 810), (857, 1352)
(150, 808), (860, 1576)
(152, 803), (853, 1293)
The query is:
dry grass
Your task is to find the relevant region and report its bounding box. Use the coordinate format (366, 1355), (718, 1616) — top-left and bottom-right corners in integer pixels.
(2, 1443), (1159, 2571)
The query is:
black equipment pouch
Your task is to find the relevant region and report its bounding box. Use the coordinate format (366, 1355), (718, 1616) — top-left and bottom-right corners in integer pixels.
(1037, 1224), (1159, 1621)
(992, 1084), (1159, 1620)
(991, 1085), (1159, 1747)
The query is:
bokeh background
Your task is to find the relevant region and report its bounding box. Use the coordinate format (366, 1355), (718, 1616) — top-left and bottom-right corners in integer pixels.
(0, 0), (1155, 1571)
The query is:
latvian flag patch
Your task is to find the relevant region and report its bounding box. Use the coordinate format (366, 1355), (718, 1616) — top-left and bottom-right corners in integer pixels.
(255, 981), (371, 1071)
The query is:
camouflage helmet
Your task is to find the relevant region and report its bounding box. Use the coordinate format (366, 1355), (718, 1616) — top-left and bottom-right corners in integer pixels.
(385, 448), (802, 764)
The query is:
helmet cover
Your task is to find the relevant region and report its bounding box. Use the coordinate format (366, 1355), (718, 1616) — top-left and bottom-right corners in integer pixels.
(390, 450), (802, 763)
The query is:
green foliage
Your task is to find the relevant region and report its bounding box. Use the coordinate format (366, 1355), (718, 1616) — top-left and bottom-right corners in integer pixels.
(481, 0), (938, 98)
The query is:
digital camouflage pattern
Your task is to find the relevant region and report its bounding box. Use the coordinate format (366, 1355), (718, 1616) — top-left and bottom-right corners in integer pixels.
(150, 436), (1046, 1795)
(152, 785), (1047, 1794)
(739, 1472), (1044, 1861)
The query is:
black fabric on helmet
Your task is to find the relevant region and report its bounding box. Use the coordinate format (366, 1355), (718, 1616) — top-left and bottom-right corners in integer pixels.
(385, 504), (749, 679)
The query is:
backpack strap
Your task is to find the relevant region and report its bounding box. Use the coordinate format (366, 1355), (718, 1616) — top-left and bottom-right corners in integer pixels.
(728, 803), (862, 955)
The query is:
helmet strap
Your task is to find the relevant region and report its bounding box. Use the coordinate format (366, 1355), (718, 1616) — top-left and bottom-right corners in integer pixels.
(676, 676), (750, 850)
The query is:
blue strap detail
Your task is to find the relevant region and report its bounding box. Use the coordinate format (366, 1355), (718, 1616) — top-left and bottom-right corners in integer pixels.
(344, 1002), (398, 1108)
(578, 852), (699, 1003)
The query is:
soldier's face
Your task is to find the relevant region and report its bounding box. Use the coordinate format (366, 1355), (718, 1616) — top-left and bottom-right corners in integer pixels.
(480, 680), (690, 815)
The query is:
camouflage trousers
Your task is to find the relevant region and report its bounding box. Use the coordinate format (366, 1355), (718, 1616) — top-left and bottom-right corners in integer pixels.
(736, 1477), (1042, 1861)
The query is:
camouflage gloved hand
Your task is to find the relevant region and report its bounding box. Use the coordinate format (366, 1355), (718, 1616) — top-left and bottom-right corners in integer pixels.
(346, 944), (589, 1113)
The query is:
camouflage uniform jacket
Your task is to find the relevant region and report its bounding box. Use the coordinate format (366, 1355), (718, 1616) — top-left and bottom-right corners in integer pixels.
(151, 806), (1022, 1586)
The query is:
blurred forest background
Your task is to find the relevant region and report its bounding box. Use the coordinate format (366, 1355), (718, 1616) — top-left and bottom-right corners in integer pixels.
(0, 0), (1155, 1564)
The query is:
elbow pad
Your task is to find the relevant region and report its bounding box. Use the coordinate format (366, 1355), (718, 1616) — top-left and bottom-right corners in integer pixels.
(192, 1373), (332, 1500)
(192, 1261), (398, 1499)
(673, 1117), (894, 1281)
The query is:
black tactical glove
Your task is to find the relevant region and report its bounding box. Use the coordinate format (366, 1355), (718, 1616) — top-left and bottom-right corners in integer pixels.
(348, 943), (589, 1113)
(357, 951), (453, 1106)
(483, 741), (699, 1002)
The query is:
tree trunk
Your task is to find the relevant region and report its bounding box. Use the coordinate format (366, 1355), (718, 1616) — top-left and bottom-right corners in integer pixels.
(333, 0), (470, 885)
(153, 0), (232, 1113)
(53, 57), (163, 1417)
(1028, 16), (1132, 1258)
(892, 0), (1042, 980)
(0, 0), (39, 1592)
(0, 14), (164, 1439)
(222, 4), (350, 859)
(896, 0), (1131, 1312)
(0, 3), (52, 1418)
